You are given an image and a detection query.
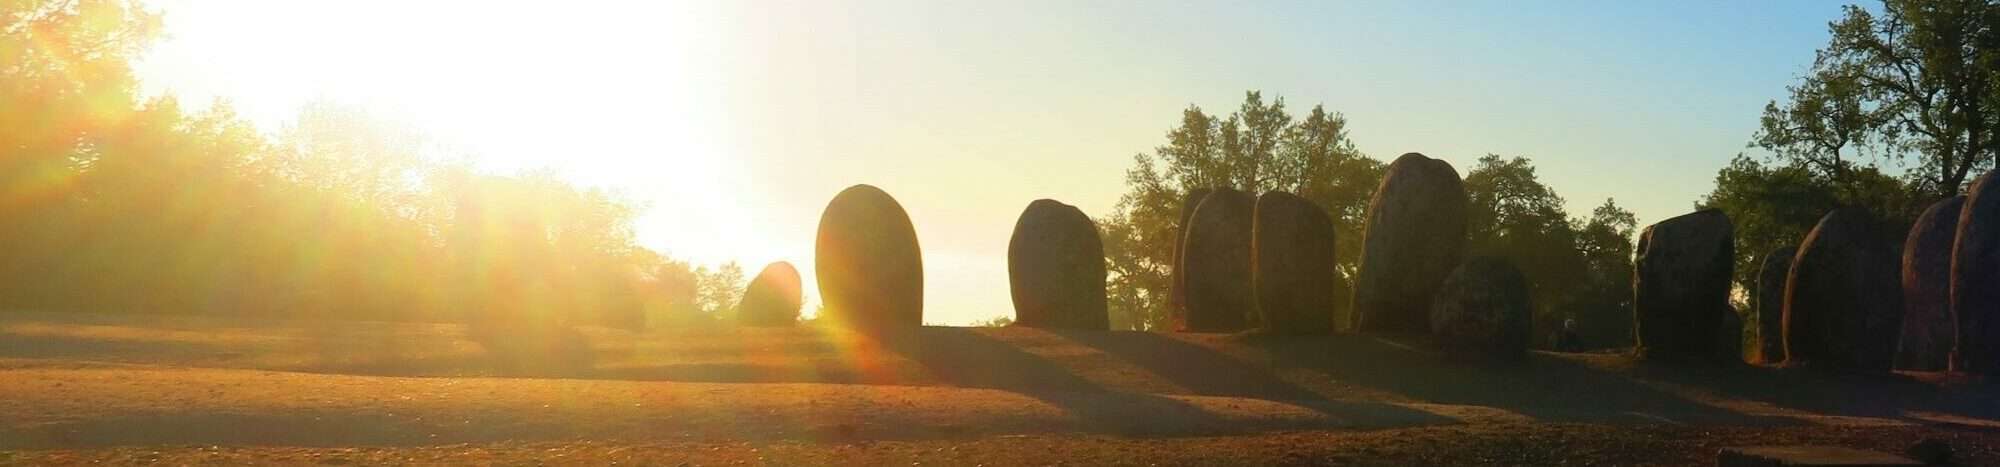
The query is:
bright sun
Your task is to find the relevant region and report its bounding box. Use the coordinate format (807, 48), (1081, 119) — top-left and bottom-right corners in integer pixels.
(136, 0), (769, 268)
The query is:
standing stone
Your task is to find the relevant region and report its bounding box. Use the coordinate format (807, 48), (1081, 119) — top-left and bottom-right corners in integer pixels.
(1181, 188), (1255, 332)
(1170, 188), (1214, 328)
(1955, 171), (2000, 374)
(1430, 257), (1532, 361)
(1352, 153), (1468, 334)
(1898, 196), (1966, 371)
(1633, 209), (1734, 363)
(1717, 304), (1745, 365)
(1008, 199), (1108, 330)
(1785, 208), (1903, 371)
(815, 184), (924, 333)
(738, 261), (804, 327)
(1252, 191), (1337, 334)
(1751, 245), (1798, 365)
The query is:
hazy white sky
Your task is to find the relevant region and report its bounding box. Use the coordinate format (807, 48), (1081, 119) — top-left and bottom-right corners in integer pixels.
(135, 0), (1848, 325)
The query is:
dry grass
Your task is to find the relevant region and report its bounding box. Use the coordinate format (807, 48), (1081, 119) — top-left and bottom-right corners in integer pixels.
(3, 311), (1998, 465)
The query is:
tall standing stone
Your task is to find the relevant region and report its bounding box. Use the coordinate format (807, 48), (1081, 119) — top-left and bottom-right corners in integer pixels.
(738, 261), (804, 327)
(1352, 153), (1468, 334)
(1633, 209), (1734, 363)
(1751, 245), (1798, 365)
(1170, 188), (1215, 328)
(1785, 208), (1903, 371)
(1898, 196), (1966, 371)
(1008, 199), (1108, 330)
(815, 184), (924, 333)
(1430, 257), (1533, 362)
(1181, 188), (1255, 332)
(1252, 191), (1337, 334)
(1955, 171), (2000, 374)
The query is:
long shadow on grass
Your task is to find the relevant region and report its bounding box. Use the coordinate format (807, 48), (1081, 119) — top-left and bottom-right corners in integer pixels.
(886, 327), (1450, 436)
(1623, 362), (2000, 423)
(1066, 330), (1796, 425)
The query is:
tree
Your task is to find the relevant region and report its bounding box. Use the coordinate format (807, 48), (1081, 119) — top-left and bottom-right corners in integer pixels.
(1462, 155), (1592, 346)
(1101, 91), (1381, 330)
(1567, 198), (1639, 348)
(1698, 155), (1916, 298)
(695, 261), (745, 318)
(1758, 1), (2000, 197)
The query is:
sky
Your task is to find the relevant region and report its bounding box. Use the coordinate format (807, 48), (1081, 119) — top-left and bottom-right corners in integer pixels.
(134, 0), (1848, 325)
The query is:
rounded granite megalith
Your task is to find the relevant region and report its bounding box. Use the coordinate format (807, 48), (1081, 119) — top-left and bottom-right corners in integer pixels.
(1180, 188), (1255, 332)
(1252, 191), (1337, 334)
(1898, 196), (1966, 371)
(1170, 188), (1215, 324)
(1752, 245), (1798, 365)
(1429, 257), (1532, 362)
(737, 261), (804, 327)
(1784, 208), (1903, 371)
(1352, 153), (1468, 334)
(1008, 199), (1108, 330)
(1633, 209), (1734, 363)
(815, 184), (924, 333)
(1954, 171), (2000, 375)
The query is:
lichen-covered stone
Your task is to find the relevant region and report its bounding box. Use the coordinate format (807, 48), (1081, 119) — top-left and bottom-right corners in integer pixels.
(1352, 153), (1468, 334)
(1633, 209), (1735, 363)
(1171, 188), (1214, 327)
(1751, 245), (1797, 365)
(1897, 196), (1965, 371)
(1252, 191), (1337, 334)
(1785, 208), (1903, 371)
(1430, 257), (1532, 361)
(737, 261), (803, 327)
(1180, 188), (1255, 332)
(815, 184), (923, 333)
(1008, 199), (1108, 330)
(1956, 171), (2000, 375)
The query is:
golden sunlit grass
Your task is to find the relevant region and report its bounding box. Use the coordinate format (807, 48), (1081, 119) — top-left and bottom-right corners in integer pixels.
(6, 311), (2000, 464)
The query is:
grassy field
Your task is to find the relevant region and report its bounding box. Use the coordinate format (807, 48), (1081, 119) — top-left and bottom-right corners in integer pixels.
(3, 311), (1998, 465)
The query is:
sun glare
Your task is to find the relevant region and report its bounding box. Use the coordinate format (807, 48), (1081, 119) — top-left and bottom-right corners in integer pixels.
(136, 0), (768, 269)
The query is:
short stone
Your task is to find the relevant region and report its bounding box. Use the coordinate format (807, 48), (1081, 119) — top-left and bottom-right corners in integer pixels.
(1008, 199), (1108, 330)
(1180, 188), (1255, 332)
(737, 261), (803, 326)
(1754, 245), (1798, 365)
(1171, 188), (1215, 326)
(1429, 257), (1532, 362)
(1633, 209), (1735, 363)
(1785, 208), (1903, 371)
(1251, 191), (1338, 334)
(1897, 196), (1965, 371)
(815, 184), (925, 333)
(1954, 170), (2000, 375)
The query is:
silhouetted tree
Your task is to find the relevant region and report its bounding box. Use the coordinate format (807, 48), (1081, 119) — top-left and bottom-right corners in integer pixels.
(1758, 0), (2000, 196)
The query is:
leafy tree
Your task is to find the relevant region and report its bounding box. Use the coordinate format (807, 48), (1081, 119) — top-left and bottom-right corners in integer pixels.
(695, 261), (745, 318)
(972, 315), (1015, 327)
(1758, 0), (2000, 196)
(1462, 155), (1639, 348)
(1697, 155), (1917, 303)
(1566, 198), (1639, 348)
(1102, 91), (1381, 330)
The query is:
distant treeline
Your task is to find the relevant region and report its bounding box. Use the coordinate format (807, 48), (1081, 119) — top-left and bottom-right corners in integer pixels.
(1, 1), (742, 328)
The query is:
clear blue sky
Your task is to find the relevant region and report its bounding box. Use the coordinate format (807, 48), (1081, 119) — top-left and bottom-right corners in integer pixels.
(138, 0), (1851, 324)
